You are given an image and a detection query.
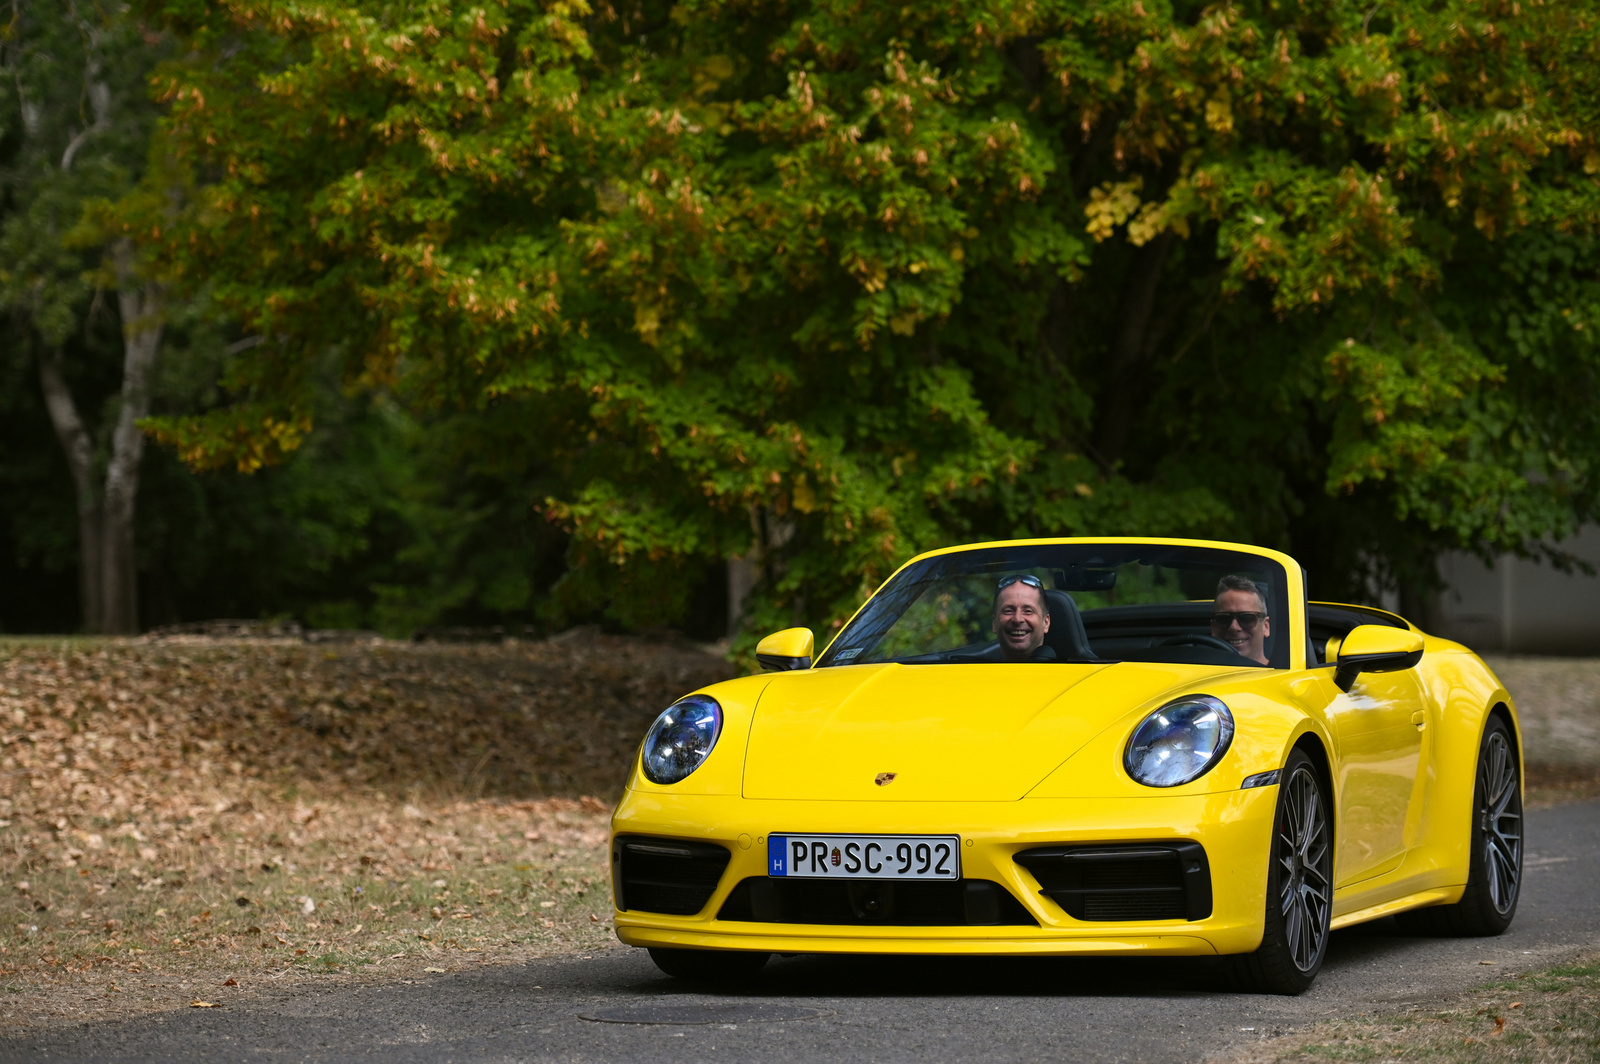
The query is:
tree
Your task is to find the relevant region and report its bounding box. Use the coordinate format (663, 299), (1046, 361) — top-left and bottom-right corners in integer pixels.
(0, 0), (171, 633)
(141, 0), (1600, 640)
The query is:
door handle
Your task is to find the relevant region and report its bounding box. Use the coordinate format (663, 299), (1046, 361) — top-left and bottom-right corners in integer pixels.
(1411, 710), (1426, 728)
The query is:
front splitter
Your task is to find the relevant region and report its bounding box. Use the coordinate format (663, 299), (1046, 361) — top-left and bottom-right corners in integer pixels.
(615, 922), (1220, 957)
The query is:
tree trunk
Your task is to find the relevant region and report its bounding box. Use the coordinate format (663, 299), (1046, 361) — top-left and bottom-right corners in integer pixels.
(726, 556), (756, 638)
(31, 243), (164, 635)
(101, 240), (164, 635)
(1092, 233), (1176, 469)
(37, 348), (106, 632)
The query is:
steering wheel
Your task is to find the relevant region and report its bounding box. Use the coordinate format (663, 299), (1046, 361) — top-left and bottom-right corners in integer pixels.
(1156, 633), (1243, 655)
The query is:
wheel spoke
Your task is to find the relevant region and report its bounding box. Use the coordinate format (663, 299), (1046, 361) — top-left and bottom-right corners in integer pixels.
(1296, 892), (1315, 967)
(1487, 741), (1507, 794)
(1284, 782), (1304, 841)
(1299, 785), (1318, 859)
(1486, 846), (1502, 894)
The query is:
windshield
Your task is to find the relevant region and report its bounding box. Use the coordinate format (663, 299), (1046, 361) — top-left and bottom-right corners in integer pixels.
(815, 543), (1291, 670)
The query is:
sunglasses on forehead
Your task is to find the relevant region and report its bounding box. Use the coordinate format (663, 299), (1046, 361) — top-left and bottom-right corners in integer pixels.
(1211, 610), (1266, 631)
(996, 574), (1045, 591)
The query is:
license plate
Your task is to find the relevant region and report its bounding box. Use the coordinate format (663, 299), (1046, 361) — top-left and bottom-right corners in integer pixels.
(767, 834), (961, 880)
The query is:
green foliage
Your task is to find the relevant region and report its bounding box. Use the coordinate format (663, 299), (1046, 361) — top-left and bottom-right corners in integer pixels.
(132, 377), (576, 636)
(130, 0), (1600, 639)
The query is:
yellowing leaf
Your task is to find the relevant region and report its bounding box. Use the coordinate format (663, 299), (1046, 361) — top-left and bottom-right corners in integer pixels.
(1205, 96), (1234, 134)
(1084, 178), (1143, 242)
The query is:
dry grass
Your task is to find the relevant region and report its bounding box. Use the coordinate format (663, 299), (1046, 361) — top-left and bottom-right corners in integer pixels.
(1524, 764), (1600, 808)
(1, 791), (615, 1028)
(1219, 953), (1600, 1064)
(0, 633), (733, 1030)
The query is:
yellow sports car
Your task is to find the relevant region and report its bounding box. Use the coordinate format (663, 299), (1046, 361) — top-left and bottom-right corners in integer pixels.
(610, 538), (1523, 994)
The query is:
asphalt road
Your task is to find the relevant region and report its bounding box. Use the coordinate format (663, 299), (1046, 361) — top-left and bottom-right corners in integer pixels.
(8, 799), (1599, 1064)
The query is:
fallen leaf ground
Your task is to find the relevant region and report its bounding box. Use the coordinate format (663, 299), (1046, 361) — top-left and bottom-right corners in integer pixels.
(0, 639), (1595, 1034)
(0, 632), (732, 1030)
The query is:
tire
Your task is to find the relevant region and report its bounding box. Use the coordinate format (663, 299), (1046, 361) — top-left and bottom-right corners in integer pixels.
(1396, 716), (1522, 936)
(647, 947), (770, 984)
(1234, 749), (1333, 995)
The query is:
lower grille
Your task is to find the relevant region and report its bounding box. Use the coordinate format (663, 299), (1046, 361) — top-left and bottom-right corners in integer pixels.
(717, 878), (1037, 926)
(1014, 842), (1212, 922)
(613, 836), (731, 916)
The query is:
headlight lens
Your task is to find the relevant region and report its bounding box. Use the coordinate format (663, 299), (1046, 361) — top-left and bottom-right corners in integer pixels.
(1124, 695), (1234, 788)
(641, 695), (722, 784)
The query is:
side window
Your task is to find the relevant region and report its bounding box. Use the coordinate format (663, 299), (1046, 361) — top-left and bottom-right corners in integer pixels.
(1307, 604), (1409, 665)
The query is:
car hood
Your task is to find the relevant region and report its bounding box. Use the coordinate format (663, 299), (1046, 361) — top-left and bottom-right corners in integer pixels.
(741, 661), (1236, 802)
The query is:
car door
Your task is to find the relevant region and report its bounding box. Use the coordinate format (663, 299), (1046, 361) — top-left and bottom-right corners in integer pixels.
(1314, 668), (1427, 887)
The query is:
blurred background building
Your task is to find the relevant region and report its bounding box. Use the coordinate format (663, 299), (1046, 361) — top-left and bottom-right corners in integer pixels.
(1431, 527), (1600, 655)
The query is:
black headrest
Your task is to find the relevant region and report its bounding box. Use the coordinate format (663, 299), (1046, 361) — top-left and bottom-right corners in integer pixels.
(1042, 589), (1097, 662)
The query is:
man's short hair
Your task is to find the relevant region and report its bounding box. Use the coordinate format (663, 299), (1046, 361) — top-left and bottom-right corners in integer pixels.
(994, 579), (1050, 617)
(1216, 574), (1268, 614)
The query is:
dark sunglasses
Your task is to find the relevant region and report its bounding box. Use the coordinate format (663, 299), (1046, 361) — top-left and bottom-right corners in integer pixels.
(997, 574), (1045, 591)
(1211, 610), (1266, 631)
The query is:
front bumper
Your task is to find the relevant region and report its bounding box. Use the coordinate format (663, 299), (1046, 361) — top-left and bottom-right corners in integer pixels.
(611, 788), (1277, 957)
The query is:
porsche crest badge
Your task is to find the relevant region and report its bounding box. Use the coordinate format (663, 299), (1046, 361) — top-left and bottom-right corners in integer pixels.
(874, 772), (897, 786)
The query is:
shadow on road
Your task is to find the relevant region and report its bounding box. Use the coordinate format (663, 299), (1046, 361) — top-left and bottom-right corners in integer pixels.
(618, 918), (1437, 1002)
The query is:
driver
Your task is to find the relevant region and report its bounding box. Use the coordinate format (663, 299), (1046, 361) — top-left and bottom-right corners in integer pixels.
(993, 575), (1056, 662)
(1212, 575), (1271, 664)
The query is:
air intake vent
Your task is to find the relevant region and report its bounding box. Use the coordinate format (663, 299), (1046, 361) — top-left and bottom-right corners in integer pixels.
(1014, 842), (1212, 922)
(717, 878), (1036, 926)
(613, 836), (731, 916)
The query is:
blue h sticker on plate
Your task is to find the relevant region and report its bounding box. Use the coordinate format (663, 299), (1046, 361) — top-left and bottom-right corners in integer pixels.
(768, 835), (788, 876)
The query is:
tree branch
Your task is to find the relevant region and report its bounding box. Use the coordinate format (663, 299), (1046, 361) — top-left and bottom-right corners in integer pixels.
(61, 0), (112, 171)
(105, 238), (164, 507)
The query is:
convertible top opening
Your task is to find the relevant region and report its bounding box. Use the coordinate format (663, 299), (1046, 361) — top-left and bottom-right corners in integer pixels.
(817, 542), (1290, 670)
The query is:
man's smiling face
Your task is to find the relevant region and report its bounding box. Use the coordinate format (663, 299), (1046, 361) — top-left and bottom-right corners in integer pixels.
(993, 582), (1051, 661)
(1212, 587), (1270, 663)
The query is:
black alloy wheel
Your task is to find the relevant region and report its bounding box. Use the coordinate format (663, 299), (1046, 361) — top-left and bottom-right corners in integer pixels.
(1397, 716), (1522, 936)
(1235, 749), (1332, 995)
(648, 947), (771, 984)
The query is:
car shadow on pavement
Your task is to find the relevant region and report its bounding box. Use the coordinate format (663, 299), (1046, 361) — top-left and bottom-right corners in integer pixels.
(623, 919), (1438, 1001)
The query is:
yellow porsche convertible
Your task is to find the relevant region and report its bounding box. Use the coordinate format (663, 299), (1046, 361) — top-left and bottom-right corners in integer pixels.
(610, 538), (1523, 994)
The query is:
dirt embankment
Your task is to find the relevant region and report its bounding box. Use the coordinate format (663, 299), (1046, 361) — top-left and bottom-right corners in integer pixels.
(0, 633), (733, 1030)
(0, 631), (734, 805)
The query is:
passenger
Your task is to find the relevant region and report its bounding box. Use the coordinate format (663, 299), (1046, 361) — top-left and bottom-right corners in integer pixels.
(1213, 574), (1271, 664)
(993, 574), (1056, 662)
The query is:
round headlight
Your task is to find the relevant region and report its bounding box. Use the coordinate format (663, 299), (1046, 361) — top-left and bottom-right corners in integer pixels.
(641, 695), (722, 784)
(1124, 695), (1234, 788)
